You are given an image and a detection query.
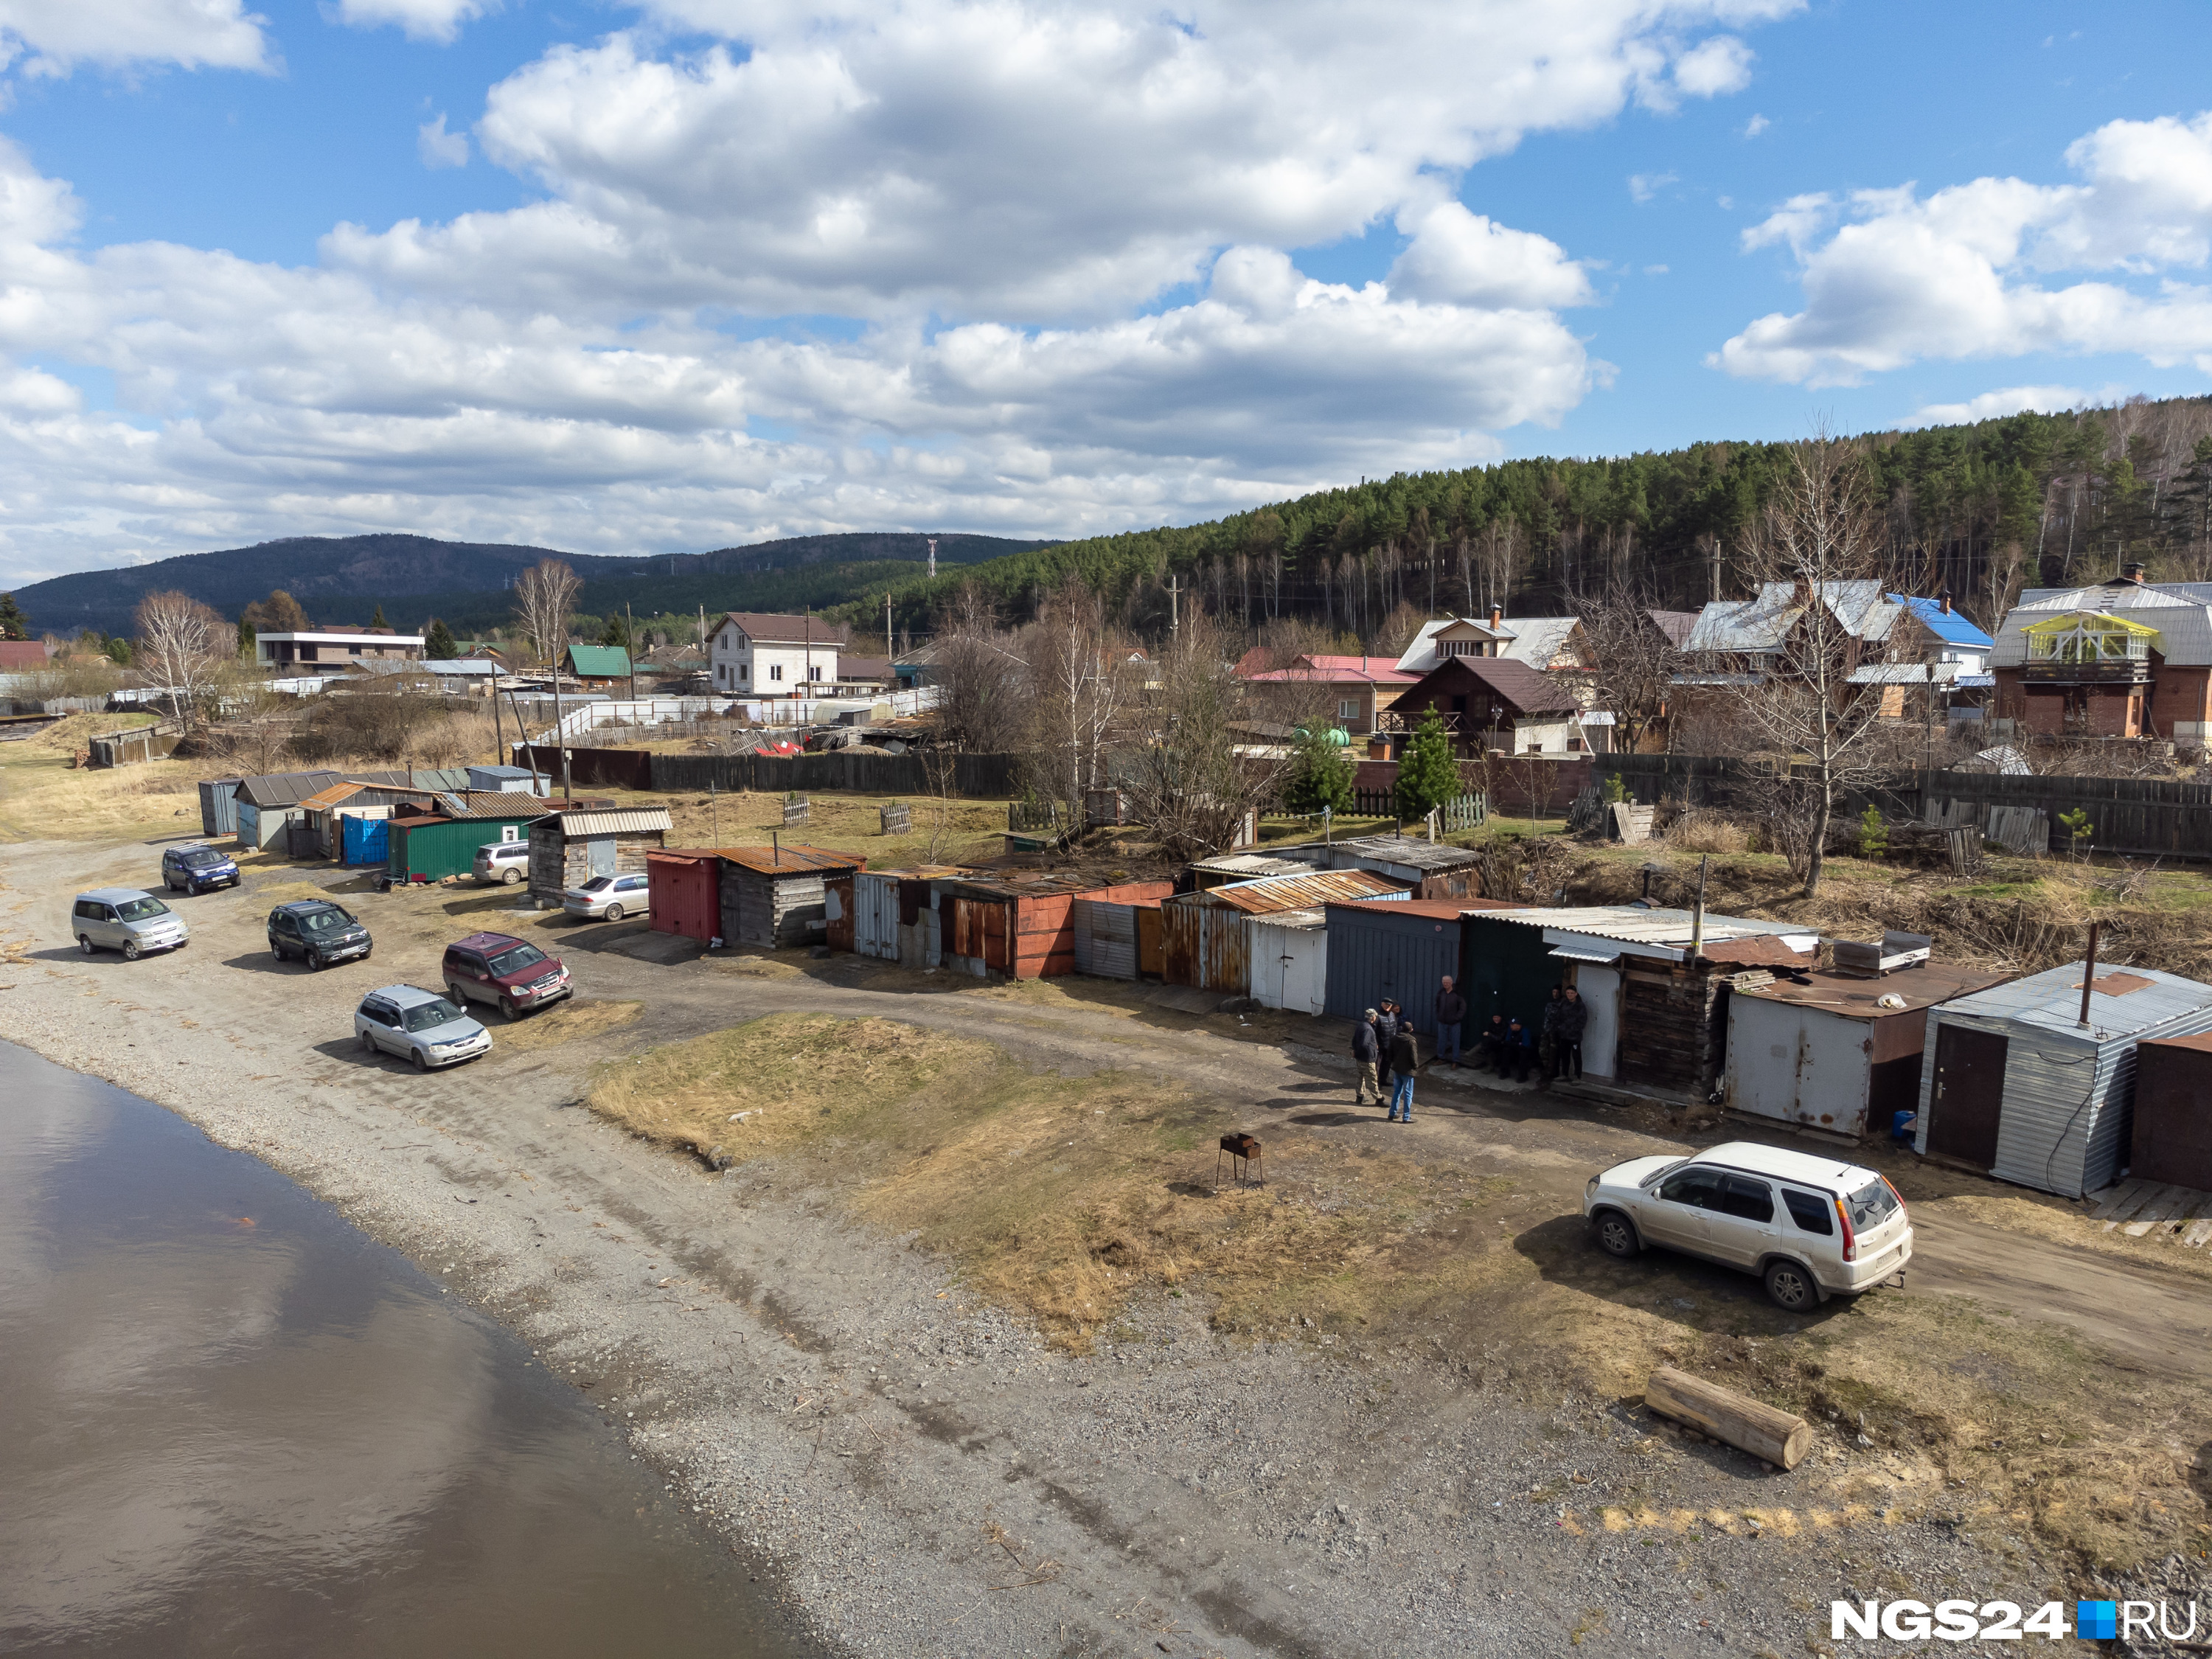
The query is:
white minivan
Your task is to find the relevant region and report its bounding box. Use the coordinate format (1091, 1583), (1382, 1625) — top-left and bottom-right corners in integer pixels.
(1582, 1141), (1911, 1310)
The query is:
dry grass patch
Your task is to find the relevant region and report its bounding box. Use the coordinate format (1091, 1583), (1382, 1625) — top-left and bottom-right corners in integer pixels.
(0, 751), (201, 840)
(492, 998), (642, 1057)
(21, 710), (157, 756)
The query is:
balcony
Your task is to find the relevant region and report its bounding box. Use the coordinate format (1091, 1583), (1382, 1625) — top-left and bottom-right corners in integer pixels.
(2019, 613), (2155, 686)
(2019, 660), (2152, 686)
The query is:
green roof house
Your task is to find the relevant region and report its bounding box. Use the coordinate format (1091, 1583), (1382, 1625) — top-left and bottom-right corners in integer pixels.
(563, 644), (632, 684)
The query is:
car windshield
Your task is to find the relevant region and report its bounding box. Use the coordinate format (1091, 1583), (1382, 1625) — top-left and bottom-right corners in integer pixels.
(1846, 1178), (1899, 1228)
(1638, 1158), (1688, 1188)
(299, 908), (354, 933)
(181, 850), (224, 867)
(403, 998), (468, 1032)
(487, 944), (547, 975)
(115, 897), (170, 922)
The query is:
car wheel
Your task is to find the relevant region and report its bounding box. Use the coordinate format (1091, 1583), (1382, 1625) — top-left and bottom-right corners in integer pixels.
(605, 902), (625, 922)
(307, 950), (324, 971)
(122, 939), (142, 961)
(446, 982), (467, 1007)
(358, 1029), (375, 1054)
(411, 1047), (430, 1072)
(499, 995), (521, 1022)
(77, 934), (94, 956)
(272, 942), (285, 961)
(1593, 1210), (1641, 1259)
(1764, 1260), (1817, 1312)
(501, 867), (521, 885)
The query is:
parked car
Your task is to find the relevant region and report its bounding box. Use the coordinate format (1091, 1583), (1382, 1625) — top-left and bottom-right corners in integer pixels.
(473, 841), (532, 885)
(1582, 1141), (1912, 1311)
(71, 888), (188, 959)
(441, 931), (571, 1020)
(353, 984), (492, 1071)
(161, 843), (240, 894)
(267, 900), (373, 971)
(563, 872), (650, 921)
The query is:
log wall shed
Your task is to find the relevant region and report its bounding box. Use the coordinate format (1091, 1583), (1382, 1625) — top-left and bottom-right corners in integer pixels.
(1914, 961), (2212, 1197)
(1724, 961), (2012, 1140)
(1163, 869), (1408, 998)
(930, 873), (1174, 979)
(717, 845), (868, 950)
(528, 807), (672, 900)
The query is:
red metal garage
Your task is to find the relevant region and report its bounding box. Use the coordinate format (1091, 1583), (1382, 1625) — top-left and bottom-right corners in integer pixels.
(648, 849), (723, 943)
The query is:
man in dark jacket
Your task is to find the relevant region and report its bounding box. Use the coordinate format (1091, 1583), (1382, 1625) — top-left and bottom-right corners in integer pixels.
(1476, 1011), (1512, 1074)
(1503, 1015), (1533, 1082)
(1375, 1000), (1402, 1094)
(1386, 1023), (1420, 1121)
(1434, 975), (1467, 1069)
(1537, 986), (1564, 1089)
(1554, 985), (1588, 1082)
(1351, 1009), (1382, 1106)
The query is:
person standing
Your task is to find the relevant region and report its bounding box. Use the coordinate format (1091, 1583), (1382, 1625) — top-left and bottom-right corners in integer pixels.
(1351, 1009), (1382, 1107)
(1375, 999), (1402, 1096)
(1434, 975), (1467, 1070)
(1555, 984), (1588, 1083)
(1387, 1021), (1420, 1122)
(1537, 986), (1563, 1090)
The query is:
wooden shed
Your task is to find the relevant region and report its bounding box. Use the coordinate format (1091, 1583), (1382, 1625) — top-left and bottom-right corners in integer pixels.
(2132, 1034), (2212, 1192)
(1166, 869), (1408, 997)
(1916, 962), (2212, 1196)
(529, 807), (672, 900)
(849, 866), (976, 966)
(715, 844), (867, 949)
(1724, 961), (2011, 1140)
(928, 872), (1174, 979)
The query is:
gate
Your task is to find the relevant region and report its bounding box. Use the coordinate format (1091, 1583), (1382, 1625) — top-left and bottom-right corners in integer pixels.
(341, 815), (389, 867)
(1072, 900), (1138, 979)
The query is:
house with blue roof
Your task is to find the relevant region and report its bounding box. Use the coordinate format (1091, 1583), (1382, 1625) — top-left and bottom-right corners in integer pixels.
(1889, 594), (1994, 677)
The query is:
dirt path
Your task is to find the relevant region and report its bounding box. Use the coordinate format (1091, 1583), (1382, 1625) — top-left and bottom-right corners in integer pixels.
(7, 830), (2211, 1655)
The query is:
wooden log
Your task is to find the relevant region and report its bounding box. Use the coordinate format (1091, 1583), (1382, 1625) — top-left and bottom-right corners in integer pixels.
(1644, 1366), (1812, 1470)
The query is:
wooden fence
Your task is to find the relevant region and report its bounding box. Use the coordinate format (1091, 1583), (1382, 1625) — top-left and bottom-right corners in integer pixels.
(514, 748), (1020, 798)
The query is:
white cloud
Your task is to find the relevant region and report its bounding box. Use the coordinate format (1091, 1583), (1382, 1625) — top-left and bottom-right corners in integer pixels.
(334, 0), (494, 45)
(1901, 383), (2127, 428)
(0, 0), (273, 77)
(1719, 109), (2212, 384)
(1742, 112), (1768, 137)
(1628, 170), (1680, 204)
(0, 0), (1801, 584)
(417, 114), (468, 170)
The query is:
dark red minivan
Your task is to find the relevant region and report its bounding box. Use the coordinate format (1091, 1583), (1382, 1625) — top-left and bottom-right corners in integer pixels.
(441, 931), (572, 1020)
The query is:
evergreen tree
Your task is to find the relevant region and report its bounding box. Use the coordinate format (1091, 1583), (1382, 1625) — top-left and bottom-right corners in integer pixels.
(1282, 723), (1355, 815)
(1394, 706), (1462, 821)
(425, 617), (459, 660)
(237, 618), (257, 658)
(0, 591), (27, 640)
(600, 611), (630, 649)
(370, 602), (389, 629)
(104, 637), (133, 667)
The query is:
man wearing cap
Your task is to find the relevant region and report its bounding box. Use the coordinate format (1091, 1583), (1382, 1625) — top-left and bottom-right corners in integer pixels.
(1350, 1008), (1382, 1107)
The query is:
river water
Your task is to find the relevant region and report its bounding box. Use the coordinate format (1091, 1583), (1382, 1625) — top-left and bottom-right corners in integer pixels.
(0, 1041), (808, 1659)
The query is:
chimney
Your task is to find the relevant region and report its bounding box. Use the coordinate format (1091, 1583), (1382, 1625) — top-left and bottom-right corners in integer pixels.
(1939, 592), (1952, 615)
(1489, 605), (1502, 631)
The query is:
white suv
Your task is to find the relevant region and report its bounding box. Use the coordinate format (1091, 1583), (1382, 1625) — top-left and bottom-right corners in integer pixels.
(473, 841), (532, 884)
(1582, 1141), (1911, 1310)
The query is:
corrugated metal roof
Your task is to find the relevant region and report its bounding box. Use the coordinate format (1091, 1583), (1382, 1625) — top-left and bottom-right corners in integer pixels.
(716, 843), (863, 874)
(1846, 661), (1964, 684)
(1479, 905), (1816, 961)
(1686, 582), (1899, 654)
(1246, 907), (1328, 931)
(1494, 616), (1582, 668)
(233, 769), (346, 807)
(554, 807), (673, 837)
(1992, 582), (2212, 667)
(1739, 961), (2012, 1018)
(1193, 869), (1407, 913)
(565, 644), (632, 678)
(1892, 596), (1994, 648)
(299, 781), (368, 811)
(1190, 853), (1312, 878)
(1332, 895), (1515, 921)
(1933, 959), (2212, 1043)
(1287, 835), (1486, 872)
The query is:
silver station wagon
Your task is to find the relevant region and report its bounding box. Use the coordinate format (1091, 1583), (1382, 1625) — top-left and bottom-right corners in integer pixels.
(1582, 1140), (1913, 1311)
(72, 888), (189, 960)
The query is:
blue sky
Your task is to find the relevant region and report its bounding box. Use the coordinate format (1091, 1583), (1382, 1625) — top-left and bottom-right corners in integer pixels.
(0, 0), (2207, 585)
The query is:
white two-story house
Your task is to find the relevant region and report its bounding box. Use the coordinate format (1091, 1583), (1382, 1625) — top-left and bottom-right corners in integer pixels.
(709, 612), (844, 694)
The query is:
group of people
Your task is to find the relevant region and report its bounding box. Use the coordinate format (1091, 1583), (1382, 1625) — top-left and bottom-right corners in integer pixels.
(1350, 977), (1588, 1120)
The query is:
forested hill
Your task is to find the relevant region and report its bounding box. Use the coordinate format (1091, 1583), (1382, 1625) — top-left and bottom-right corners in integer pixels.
(13, 531), (1051, 638)
(862, 395), (2212, 644)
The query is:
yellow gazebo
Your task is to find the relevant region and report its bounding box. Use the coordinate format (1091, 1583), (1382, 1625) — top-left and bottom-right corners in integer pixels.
(2021, 611), (2160, 666)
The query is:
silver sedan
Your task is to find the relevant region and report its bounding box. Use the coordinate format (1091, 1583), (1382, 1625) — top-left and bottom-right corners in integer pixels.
(563, 872), (650, 921)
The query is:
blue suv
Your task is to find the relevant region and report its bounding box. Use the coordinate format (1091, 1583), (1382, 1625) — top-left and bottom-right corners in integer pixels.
(161, 844), (240, 895)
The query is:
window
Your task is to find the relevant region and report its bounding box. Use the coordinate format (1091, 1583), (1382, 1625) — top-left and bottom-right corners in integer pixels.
(73, 899), (97, 919)
(770, 664), (783, 682)
(501, 825), (520, 842)
(1658, 1168), (1724, 1209)
(299, 908), (352, 934)
(1338, 698), (1358, 720)
(740, 662), (749, 681)
(1781, 1190), (1834, 1234)
(1846, 1179), (1899, 1229)
(1717, 1175), (1775, 1222)
(360, 1001), (397, 1026)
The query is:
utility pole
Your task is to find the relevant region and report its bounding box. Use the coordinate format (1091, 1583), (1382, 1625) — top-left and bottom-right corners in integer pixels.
(1710, 540), (1722, 603)
(626, 599), (637, 707)
(885, 591), (893, 664)
(1169, 574), (1180, 636)
(927, 538), (937, 581)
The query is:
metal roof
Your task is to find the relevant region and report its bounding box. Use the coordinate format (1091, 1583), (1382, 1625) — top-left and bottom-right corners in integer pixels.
(1331, 895), (1522, 921)
(232, 769), (346, 807)
(428, 796), (568, 819)
(1846, 661), (1964, 684)
(564, 644), (632, 678)
(1891, 595), (1994, 649)
(1294, 834), (1486, 872)
(1931, 959), (2212, 1044)
(1190, 853), (1312, 878)
(714, 843), (863, 874)
(1992, 580), (2212, 667)
(1737, 961), (2012, 1019)
(1493, 616), (1583, 669)
(417, 658), (504, 674)
(298, 781), (369, 812)
(1246, 906), (1329, 931)
(550, 807), (672, 837)
(1470, 905), (1818, 963)
(1186, 868), (1407, 913)
(1686, 582), (1899, 654)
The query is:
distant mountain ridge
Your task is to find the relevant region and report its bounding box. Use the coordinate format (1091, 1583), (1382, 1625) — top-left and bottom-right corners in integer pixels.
(10, 531), (1054, 637)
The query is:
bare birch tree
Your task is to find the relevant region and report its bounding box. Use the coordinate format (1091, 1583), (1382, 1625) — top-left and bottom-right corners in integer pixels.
(1578, 575), (1683, 754)
(512, 559), (581, 669)
(133, 591), (229, 737)
(1023, 575), (1124, 824)
(1726, 438), (1908, 897)
(1122, 608), (1287, 858)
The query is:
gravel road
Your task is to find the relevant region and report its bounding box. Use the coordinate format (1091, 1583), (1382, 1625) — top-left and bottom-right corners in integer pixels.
(4, 831), (2197, 1658)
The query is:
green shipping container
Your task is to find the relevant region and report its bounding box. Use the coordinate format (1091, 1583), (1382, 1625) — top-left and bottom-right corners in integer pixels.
(1460, 914), (1571, 1034)
(389, 814), (546, 882)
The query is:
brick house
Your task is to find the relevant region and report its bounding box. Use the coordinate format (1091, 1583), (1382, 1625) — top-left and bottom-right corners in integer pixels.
(1990, 565), (2212, 741)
